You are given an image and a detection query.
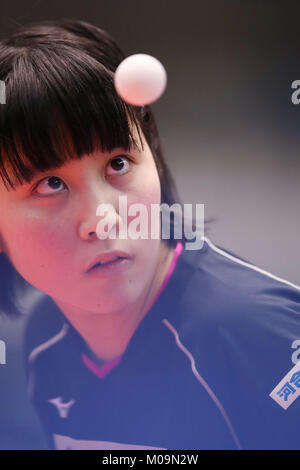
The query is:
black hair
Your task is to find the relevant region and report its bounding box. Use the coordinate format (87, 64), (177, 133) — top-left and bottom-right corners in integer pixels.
(0, 18), (214, 316)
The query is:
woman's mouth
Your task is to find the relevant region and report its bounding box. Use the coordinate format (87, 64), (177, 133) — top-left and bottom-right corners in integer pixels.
(87, 256), (131, 277)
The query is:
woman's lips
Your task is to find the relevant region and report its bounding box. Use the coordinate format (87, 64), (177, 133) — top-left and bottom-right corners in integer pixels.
(86, 257), (132, 277)
(85, 250), (132, 272)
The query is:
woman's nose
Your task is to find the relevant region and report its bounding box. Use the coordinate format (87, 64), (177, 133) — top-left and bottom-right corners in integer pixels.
(77, 185), (121, 241)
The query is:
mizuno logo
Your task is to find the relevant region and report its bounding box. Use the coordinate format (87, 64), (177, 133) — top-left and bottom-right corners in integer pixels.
(48, 397), (76, 418)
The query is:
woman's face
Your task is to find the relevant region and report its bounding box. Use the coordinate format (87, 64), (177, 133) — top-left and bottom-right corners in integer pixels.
(0, 126), (164, 315)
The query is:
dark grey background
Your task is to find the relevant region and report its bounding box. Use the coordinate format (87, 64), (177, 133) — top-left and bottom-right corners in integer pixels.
(0, 0), (299, 449)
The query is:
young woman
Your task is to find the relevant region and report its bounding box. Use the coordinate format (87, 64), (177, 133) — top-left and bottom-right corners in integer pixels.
(0, 18), (300, 450)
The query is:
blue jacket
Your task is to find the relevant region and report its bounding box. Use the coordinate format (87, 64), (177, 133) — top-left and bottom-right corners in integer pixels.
(24, 237), (300, 450)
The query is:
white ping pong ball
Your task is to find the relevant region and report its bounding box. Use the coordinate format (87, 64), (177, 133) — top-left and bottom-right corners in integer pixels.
(114, 54), (167, 106)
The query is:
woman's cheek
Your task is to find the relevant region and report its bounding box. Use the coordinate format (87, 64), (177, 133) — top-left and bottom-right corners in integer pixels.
(129, 169), (161, 206)
(5, 210), (71, 270)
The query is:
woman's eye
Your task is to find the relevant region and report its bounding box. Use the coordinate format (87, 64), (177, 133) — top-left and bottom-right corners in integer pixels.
(106, 156), (131, 176)
(31, 156), (131, 196)
(33, 176), (67, 196)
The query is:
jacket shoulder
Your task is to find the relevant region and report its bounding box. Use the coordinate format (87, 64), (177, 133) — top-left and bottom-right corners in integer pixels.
(23, 295), (65, 364)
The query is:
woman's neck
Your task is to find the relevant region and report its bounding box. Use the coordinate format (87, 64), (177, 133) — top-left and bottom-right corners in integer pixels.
(53, 241), (176, 363)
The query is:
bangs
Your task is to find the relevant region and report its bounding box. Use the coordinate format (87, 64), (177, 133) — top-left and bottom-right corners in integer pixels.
(0, 45), (143, 190)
